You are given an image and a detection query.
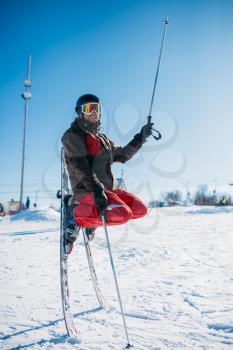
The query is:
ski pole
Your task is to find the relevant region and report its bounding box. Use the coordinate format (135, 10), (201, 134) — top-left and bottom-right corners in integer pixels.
(101, 213), (132, 348)
(148, 17), (169, 141)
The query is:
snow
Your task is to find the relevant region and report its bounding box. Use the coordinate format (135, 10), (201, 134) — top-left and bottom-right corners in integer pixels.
(183, 206), (233, 215)
(10, 208), (60, 222)
(0, 206), (233, 349)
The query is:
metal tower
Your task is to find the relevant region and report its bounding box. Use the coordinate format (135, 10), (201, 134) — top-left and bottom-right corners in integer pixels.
(19, 55), (32, 211)
(116, 169), (127, 191)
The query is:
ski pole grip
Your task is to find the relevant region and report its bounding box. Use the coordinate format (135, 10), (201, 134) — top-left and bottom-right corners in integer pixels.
(147, 115), (152, 124)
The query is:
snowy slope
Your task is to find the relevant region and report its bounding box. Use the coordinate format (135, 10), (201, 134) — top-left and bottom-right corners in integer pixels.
(0, 207), (233, 349)
(10, 208), (60, 222)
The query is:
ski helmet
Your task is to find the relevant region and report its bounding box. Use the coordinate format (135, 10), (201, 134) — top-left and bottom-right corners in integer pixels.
(75, 94), (99, 113)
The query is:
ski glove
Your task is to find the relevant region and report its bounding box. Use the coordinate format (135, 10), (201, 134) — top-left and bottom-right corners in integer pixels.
(93, 183), (107, 213)
(139, 121), (154, 143)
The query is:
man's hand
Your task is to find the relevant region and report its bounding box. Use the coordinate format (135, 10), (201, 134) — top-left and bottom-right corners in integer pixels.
(139, 121), (154, 143)
(93, 183), (107, 212)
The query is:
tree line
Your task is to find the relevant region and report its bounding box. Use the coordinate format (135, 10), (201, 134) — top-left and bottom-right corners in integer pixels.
(148, 185), (232, 207)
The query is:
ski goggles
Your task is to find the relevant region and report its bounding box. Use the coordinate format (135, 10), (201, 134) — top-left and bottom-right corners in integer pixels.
(80, 103), (101, 115)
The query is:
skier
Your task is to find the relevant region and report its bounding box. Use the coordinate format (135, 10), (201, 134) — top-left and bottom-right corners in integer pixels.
(0, 202), (4, 215)
(25, 196), (30, 210)
(61, 94), (153, 252)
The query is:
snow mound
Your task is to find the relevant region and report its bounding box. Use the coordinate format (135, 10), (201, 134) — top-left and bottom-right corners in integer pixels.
(0, 214), (10, 222)
(10, 208), (60, 222)
(184, 206), (233, 215)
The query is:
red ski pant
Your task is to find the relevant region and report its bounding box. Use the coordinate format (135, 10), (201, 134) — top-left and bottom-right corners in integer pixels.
(73, 189), (148, 228)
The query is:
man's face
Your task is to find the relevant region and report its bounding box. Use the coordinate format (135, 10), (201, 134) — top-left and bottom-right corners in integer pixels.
(82, 111), (100, 123)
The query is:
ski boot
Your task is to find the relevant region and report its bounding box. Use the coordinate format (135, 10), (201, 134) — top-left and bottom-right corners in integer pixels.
(64, 195), (80, 255)
(65, 218), (81, 254)
(85, 228), (96, 241)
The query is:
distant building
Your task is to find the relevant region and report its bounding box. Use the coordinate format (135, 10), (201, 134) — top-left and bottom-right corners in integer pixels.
(8, 199), (20, 214)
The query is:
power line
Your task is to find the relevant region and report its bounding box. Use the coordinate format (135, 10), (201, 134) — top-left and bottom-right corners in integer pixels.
(0, 183), (59, 187)
(0, 191), (57, 194)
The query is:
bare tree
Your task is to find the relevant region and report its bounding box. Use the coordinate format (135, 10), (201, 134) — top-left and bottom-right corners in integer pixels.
(164, 190), (182, 206)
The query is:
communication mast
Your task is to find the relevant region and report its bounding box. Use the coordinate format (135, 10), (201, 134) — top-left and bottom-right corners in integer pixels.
(19, 55), (32, 211)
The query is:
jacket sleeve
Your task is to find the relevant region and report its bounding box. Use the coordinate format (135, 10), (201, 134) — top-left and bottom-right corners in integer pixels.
(111, 133), (143, 163)
(61, 131), (102, 192)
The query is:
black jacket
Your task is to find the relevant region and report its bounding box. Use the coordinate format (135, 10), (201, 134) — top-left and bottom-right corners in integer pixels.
(61, 117), (143, 200)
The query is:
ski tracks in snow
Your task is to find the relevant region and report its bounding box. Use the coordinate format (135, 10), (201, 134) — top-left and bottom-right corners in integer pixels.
(0, 207), (233, 349)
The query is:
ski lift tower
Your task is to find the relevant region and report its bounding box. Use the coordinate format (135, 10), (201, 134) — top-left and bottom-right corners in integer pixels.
(116, 169), (127, 191)
(213, 179), (218, 204)
(185, 182), (191, 205)
(19, 55), (32, 211)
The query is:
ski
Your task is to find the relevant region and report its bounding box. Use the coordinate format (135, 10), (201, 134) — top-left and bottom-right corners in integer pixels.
(60, 147), (78, 337)
(82, 229), (105, 308)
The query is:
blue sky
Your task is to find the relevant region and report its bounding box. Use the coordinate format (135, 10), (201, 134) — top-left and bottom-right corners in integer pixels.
(1, 0), (233, 207)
